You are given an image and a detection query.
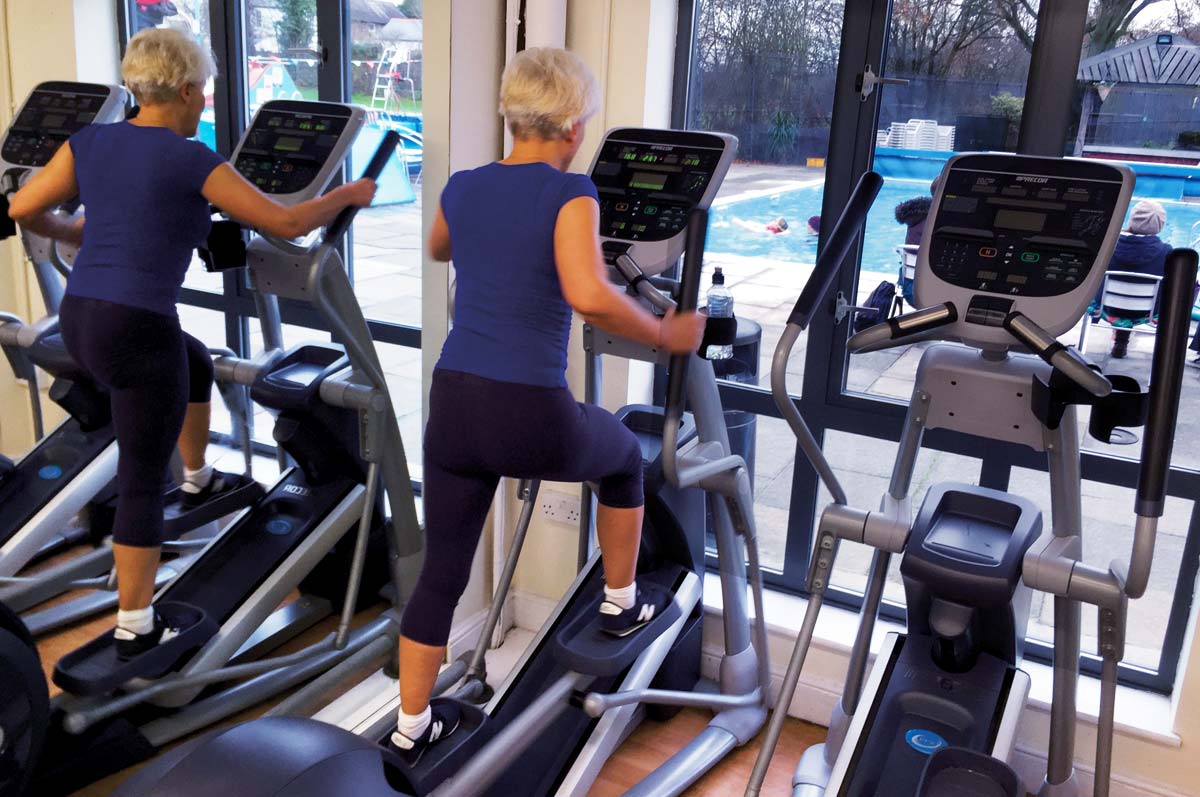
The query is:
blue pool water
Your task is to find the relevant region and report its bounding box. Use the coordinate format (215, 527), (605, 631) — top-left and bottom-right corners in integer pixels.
(708, 179), (1200, 276)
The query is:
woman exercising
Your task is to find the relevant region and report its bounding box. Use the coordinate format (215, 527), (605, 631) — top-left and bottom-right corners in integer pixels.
(390, 47), (706, 762)
(8, 28), (376, 659)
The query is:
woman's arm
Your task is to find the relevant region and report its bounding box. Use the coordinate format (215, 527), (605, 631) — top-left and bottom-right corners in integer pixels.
(201, 164), (377, 240)
(7, 143), (84, 243)
(429, 205), (451, 261)
(554, 196), (704, 354)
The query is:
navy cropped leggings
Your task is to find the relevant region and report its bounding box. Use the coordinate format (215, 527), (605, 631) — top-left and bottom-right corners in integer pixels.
(59, 294), (214, 547)
(400, 368), (644, 647)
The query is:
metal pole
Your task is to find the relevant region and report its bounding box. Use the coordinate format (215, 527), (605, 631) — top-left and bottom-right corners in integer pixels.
(1017, 0), (1089, 156)
(336, 461), (380, 648)
(467, 480), (540, 680)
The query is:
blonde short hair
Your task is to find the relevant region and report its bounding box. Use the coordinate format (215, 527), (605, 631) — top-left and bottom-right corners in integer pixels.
(499, 47), (599, 140)
(121, 28), (217, 105)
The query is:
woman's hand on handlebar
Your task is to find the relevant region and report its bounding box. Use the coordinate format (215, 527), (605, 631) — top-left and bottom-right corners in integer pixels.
(338, 178), (378, 208)
(659, 310), (706, 354)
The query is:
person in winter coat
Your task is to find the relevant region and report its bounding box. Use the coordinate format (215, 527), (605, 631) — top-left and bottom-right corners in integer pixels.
(1095, 200), (1172, 359)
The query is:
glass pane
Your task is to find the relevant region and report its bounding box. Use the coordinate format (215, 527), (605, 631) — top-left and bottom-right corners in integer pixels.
(1010, 467), (1192, 671)
(845, 4), (1038, 401)
(687, 0), (846, 393)
(243, 0), (318, 119)
(127, 1), (223, 293)
(349, 11), (424, 327)
(378, 343), (424, 481)
(818, 430), (981, 602)
(742, 415), (798, 572)
(1059, 8), (1200, 472)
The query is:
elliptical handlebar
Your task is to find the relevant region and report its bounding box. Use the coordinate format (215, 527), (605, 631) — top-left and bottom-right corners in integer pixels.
(1003, 311), (1112, 398)
(1135, 247), (1198, 517)
(787, 171), (884, 329)
(846, 302), (958, 353)
(322, 129), (400, 245)
(662, 209), (708, 489)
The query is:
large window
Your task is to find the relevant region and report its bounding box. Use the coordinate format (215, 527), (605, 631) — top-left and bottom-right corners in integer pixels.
(675, 0), (1200, 692)
(118, 0), (426, 478)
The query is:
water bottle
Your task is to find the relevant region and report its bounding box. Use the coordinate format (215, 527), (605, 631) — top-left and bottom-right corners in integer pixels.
(705, 267), (734, 360)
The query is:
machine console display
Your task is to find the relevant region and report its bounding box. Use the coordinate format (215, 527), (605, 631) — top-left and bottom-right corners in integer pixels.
(592, 129), (732, 243)
(232, 101), (362, 201)
(1, 82), (127, 169)
(916, 153), (1134, 343)
(588, 128), (737, 276)
(928, 160), (1124, 297)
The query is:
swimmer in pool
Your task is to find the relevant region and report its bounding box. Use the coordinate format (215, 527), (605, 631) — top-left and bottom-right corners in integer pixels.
(733, 216), (789, 235)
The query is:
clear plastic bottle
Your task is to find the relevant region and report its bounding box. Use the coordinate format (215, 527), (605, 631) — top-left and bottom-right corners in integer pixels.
(705, 267), (734, 360)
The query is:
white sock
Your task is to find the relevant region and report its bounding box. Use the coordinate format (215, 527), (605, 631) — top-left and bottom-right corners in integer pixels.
(393, 706), (432, 748)
(116, 606), (154, 636)
(181, 464), (213, 494)
(604, 582), (637, 611)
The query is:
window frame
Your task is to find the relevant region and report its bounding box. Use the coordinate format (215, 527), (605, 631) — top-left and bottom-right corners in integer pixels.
(116, 0), (424, 485)
(674, 0), (1200, 694)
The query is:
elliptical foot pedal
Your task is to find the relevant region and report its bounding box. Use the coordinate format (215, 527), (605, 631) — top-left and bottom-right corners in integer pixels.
(162, 473), (264, 538)
(53, 601), (218, 696)
(384, 698), (488, 796)
(917, 748), (1021, 797)
(551, 566), (683, 677)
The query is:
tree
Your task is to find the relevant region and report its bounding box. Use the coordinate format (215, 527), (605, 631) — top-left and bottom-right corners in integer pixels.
(886, 0), (1004, 78)
(275, 0), (316, 52)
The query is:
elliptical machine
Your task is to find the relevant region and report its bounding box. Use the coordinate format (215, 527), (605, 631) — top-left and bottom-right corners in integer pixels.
(0, 81), (261, 635)
(0, 100), (424, 796)
(107, 126), (772, 797)
(745, 154), (1195, 797)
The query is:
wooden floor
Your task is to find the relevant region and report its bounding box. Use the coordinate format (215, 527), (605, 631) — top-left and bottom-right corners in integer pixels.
(594, 709), (824, 796)
(33, 588), (824, 797)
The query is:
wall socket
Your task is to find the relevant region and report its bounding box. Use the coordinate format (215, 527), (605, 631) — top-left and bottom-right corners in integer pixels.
(539, 490), (582, 524)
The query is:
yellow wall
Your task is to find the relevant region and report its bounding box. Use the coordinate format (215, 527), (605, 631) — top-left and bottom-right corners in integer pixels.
(0, 0), (119, 455)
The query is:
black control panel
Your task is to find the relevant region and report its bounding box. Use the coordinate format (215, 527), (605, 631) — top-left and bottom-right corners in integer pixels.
(591, 129), (728, 242)
(929, 155), (1124, 297)
(233, 101), (352, 194)
(1, 83), (116, 167)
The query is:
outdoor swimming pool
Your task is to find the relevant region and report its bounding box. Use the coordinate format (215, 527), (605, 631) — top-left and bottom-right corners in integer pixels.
(708, 178), (1200, 276)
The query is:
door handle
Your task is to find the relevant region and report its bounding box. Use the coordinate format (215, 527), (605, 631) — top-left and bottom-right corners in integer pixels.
(857, 65), (909, 102)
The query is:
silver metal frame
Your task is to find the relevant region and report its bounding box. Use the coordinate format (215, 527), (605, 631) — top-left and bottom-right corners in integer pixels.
(41, 100), (425, 756)
(747, 155), (1153, 797)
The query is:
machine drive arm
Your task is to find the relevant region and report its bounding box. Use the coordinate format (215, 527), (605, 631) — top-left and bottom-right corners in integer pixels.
(661, 208), (707, 489)
(771, 171), (883, 507)
(746, 171), (884, 797)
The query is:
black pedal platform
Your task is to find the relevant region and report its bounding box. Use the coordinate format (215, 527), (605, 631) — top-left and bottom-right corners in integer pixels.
(53, 601), (218, 696)
(551, 565), (684, 677)
(382, 698), (489, 796)
(161, 473), (264, 538)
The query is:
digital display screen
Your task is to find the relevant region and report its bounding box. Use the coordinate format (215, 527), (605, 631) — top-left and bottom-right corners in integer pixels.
(273, 136), (304, 153)
(41, 114), (67, 128)
(994, 208), (1046, 232)
(629, 171), (667, 190)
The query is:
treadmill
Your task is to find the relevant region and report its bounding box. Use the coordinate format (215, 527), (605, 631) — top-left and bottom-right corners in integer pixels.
(109, 127), (776, 797)
(7, 100), (425, 795)
(0, 81), (261, 633)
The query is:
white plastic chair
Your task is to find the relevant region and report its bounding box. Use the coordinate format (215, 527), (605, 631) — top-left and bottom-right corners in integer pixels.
(1077, 270), (1163, 355)
(893, 244), (919, 315)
